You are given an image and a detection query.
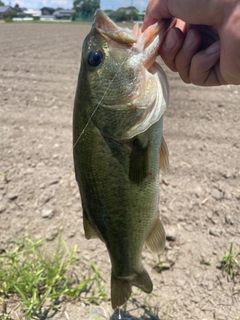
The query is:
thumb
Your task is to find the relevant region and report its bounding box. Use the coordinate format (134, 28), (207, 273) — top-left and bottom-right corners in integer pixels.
(143, 0), (220, 31)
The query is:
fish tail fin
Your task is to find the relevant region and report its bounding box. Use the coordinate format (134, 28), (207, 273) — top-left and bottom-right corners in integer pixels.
(111, 274), (132, 309)
(132, 267), (153, 293)
(111, 268), (153, 309)
(145, 217), (166, 254)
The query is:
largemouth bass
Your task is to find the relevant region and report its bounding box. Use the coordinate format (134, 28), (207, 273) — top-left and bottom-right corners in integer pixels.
(73, 9), (170, 309)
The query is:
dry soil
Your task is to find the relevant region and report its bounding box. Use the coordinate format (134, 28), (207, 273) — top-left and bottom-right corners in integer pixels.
(0, 23), (240, 320)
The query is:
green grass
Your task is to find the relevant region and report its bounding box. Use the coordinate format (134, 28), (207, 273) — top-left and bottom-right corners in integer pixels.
(220, 243), (240, 279)
(0, 235), (108, 319)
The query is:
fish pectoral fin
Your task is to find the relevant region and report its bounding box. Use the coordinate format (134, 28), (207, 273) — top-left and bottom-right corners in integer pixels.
(145, 218), (166, 254)
(129, 138), (149, 184)
(83, 215), (99, 240)
(160, 136), (169, 173)
(132, 268), (153, 293)
(111, 275), (132, 309)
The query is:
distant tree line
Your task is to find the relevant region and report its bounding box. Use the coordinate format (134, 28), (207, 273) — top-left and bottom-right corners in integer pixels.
(71, 0), (139, 22)
(106, 6), (139, 22)
(72, 0), (100, 21)
(0, 0), (141, 23)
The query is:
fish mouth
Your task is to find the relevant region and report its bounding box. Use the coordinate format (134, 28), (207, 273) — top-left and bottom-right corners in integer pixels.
(93, 9), (171, 69)
(93, 9), (138, 44)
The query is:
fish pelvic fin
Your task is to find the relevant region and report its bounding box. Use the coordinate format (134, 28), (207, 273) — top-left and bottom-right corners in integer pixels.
(111, 268), (153, 309)
(145, 218), (166, 254)
(160, 136), (169, 173)
(83, 215), (99, 240)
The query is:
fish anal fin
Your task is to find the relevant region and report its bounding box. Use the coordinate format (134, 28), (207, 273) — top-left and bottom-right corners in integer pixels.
(83, 216), (99, 240)
(132, 267), (153, 293)
(145, 218), (166, 254)
(129, 138), (149, 184)
(160, 136), (169, 173)
(111, 274), (132, 309)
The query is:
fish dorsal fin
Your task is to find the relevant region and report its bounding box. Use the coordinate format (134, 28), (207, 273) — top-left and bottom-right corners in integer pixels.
(145, 217), (166, 254)
(160, 136), (169, 173)
(129, 138), (149, 184)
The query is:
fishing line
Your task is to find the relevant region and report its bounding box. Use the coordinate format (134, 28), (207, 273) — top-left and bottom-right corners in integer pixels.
(38, 45), (134, 199)
(118, 307), (121, 319)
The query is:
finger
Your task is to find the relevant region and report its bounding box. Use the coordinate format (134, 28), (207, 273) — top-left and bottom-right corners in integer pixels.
(220, 15), (240, 84)
(160, 27), (185, 71)
(189, 41), (225, 86)
(143, 0), (222, 31)
(174, 29), (202, 83)
(189, 25), (219, 48)
(143, 0), (173, 31)
(166, 0), (222, 25)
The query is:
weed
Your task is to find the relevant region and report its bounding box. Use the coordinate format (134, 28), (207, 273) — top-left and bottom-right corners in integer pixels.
(153, 257), (173, 273)
(0, 172), (9, 183)
(88, 262), (108, 304)
(0, 235), (108, 319)
(220, 243), (240, 279)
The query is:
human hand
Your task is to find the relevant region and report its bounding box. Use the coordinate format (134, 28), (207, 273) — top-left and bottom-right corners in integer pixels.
(142, 0), (240, 86)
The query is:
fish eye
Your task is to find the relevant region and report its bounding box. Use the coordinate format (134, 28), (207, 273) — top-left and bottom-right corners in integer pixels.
(88, 50), (103, 67)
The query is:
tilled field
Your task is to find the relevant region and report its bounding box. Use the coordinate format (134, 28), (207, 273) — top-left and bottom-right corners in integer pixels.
(0, 23), (240, 320)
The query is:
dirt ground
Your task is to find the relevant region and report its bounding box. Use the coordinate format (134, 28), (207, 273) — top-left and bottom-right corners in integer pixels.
(0, 23), (240, 320)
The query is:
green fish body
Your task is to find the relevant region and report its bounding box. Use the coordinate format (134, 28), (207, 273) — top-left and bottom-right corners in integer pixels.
(73, 10), (170, 308)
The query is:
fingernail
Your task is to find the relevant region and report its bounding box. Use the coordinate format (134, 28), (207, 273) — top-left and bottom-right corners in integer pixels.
(206, 41), (220, 55)
(183, 29), (195, 49)
(164, 28), (177, 50)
